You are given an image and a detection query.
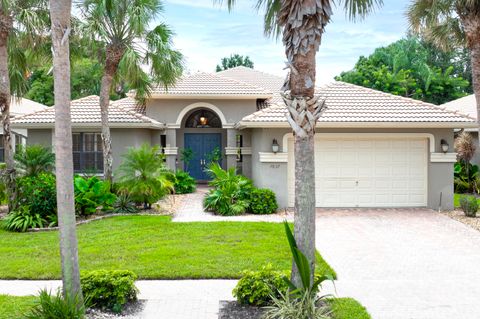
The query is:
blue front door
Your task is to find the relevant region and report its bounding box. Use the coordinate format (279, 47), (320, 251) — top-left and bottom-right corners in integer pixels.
(184, 133), (222, 180)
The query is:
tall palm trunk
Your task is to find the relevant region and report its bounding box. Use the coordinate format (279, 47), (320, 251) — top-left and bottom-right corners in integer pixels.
(468, 39), (480, 149)
(281, 1), (330, 288)
(0, 11), (15, 211)
(99, 45), (124, 184)
(50, 0), (83, 301)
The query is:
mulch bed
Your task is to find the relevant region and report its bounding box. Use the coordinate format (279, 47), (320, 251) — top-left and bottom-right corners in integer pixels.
(442, 210), (480, 232)
(218, 301), (266, 319)
(86, 301), (145, 319)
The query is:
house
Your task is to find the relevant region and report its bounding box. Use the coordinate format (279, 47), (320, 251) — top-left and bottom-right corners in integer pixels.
(12, 67), (477, 210)
(0, 97), (48, 160)
(441, 94), (480, 165)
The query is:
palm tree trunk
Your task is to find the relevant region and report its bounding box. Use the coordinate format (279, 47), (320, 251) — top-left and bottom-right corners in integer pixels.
(0, 12), (16, 211)
(470, 42), (480, 149)
(99, 46), (123, 184)
(50, 0), (83, 301)
(281, 2), (330, 289)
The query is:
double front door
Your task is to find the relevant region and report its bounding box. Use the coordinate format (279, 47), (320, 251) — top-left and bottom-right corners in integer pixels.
(184, 133), (222, 181)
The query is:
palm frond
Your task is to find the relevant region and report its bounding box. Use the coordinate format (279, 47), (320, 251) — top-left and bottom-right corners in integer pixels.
(340, 0), (383, 21)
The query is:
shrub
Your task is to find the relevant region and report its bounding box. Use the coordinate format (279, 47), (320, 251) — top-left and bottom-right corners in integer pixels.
(25, 289), (85, 319)
(112, 194), (138, 214)
(116, 144), (173, 209)
(81, 270), (138, 313)
(459, 195), (478, 217)
(2, 206), (48, 232)
(233, 264), (289, 306)
(250, 188), (278, 214)
(203, 163), (253, 216)
(263, 290), (331, 319)
(74, 176), (116, 216)
(16, 173), (56, 219)
(173, 170), (196, 194)
(454, 161), (479, 193)
(14, 144), (55, 177)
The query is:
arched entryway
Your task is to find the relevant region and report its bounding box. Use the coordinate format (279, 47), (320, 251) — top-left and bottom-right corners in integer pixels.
(181, 108), (224, 181)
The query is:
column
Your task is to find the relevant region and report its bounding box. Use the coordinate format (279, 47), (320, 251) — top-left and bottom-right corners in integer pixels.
(241, 130), (252, 178)
(164, 128), (178, 172)
(225, 128), (238, 170)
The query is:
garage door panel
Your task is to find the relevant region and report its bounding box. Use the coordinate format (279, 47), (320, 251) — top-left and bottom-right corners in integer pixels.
(288, 136), (428, 207)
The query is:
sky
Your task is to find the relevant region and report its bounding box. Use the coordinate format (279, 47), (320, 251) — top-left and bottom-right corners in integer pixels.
(160, 0), (411, 84)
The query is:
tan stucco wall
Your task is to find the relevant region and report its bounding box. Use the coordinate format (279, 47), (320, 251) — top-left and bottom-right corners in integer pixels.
(26, 128), (160, 174)
(145, 98), (257, 125)
(249, 127), (456, 210)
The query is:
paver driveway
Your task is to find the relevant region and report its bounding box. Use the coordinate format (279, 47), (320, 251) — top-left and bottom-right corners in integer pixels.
(316, 209), (480, 319)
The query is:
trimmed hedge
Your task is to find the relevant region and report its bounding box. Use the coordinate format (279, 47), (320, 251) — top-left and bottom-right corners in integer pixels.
(250, 188), (278, 214)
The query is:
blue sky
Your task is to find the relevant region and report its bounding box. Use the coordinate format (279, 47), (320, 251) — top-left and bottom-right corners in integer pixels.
(161, 1), (411, 84)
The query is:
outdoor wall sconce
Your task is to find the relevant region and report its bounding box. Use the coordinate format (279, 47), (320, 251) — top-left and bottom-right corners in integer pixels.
(272, 139), (279, 153)
(440, 139), (449, 153)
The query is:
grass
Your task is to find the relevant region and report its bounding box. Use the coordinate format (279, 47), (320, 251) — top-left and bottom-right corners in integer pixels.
(454, 193), (480, 207)
(0, 295), (36, 319)
(1, 295), (370, 319)
(0, 215), (335, 280)
(330, 298), (372, 319)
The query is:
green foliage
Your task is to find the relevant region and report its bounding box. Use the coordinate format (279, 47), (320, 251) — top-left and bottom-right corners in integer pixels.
(335, 36), (471, 104)
(261, 223), (333, 319)
(233, 264), (289, 306)
(283, 221), (333, 296)
(2, 206), (47, 232)
(25, 289), (85, 319)
(16, 173), (57, 220)
(216, 54), (254, 72)
(263, 289), (331, 319)
(112, 194), (138, 214)
(180, 148), (194, 171)
(250, 188), (278, 214)
(206, 146), (223, 164)
(77, 0), (184, 103)
(14, 144), (55, 177)
(459, 195), (478, 217)
(173, 170), (196, 194)
(81, 270), (138, 313)
(74, 176), (116, 216)
(454, 161), (479, 193)
(26, 58), (125, 106)
(203, 163), (253, 216)
(116, 144), (173, 208)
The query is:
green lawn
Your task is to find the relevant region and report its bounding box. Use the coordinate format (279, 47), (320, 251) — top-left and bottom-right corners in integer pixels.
(330, 298), (371, 319)
(0, 295), (36, 319)
(0, 295), (369, 319)
(0, 215), (335, 279)
(454, 193), (480, 207)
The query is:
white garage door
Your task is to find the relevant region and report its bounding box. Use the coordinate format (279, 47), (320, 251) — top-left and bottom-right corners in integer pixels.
(287, 135), (428, 207)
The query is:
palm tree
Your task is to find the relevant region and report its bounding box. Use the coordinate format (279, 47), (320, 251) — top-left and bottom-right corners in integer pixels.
(408, 0), (480, 144)
(14, 144), (55, 177)
(0, 0), (48, 209)
(77, 0), (184, 184)
(50, 0), (83, 302)
(218, 0), (381, 287)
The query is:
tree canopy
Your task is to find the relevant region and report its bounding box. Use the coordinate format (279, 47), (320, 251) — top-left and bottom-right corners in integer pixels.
(335, 36), (472, 105)
(25, 58), (126, 106)
(216, 54), (254, 72)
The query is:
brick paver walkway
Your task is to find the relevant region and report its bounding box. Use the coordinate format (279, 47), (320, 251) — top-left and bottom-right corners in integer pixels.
(172, 186), (293, 222)
(315, 208), (480, 319)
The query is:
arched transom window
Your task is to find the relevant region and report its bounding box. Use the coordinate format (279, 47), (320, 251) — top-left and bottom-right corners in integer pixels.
(185, 109), (222, 128)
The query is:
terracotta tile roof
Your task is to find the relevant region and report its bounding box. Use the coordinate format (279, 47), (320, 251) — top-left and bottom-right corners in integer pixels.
(217, 66), (284, 101)
(441, 94), (477, 120)
(12, 95), (163, 128)
(111, 97), (146, 115)
(239, 81), (477, 126)
(151, 72), (272, 97)
(10, 97), (47, 117)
